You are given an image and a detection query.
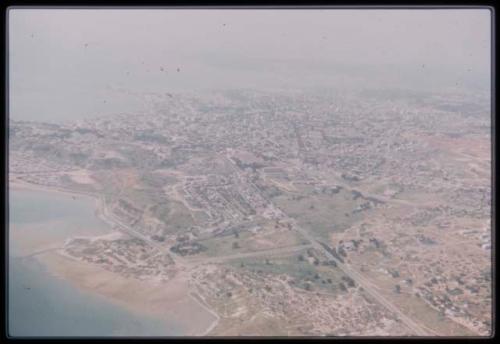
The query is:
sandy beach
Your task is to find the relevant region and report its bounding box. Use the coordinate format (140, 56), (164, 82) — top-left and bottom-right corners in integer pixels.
(9, 180), (219, 336)
(37, 251), (217, 336)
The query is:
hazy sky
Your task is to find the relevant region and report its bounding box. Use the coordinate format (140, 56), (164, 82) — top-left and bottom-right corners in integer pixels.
(9, 8), (491, 123)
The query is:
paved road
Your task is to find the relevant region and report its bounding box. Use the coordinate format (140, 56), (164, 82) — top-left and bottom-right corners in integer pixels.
(222, 154), (430, 336)
(272, 206), (429, 335)
(100, 196), (195, 268)
(79, 157), (429, 335)
(99, 196), (171, 251)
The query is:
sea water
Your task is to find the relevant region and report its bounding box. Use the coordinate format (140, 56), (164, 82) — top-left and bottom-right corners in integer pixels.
(8, 188), (182, 337)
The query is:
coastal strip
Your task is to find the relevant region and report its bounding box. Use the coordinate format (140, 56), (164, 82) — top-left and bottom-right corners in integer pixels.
(9, 180), (221, 336)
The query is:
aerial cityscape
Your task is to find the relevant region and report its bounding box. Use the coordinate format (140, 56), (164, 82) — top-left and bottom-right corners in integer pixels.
(8, 8), (492, 337)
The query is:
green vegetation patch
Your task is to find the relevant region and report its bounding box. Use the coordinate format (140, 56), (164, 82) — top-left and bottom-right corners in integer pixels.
(272, 188), (374, 241)
(149, 199), (195, 234)
(196, 227), (306, 257)
(196, 230), (258, 257)
(139, 171), (178, 189)
(229, 252), (352, 294)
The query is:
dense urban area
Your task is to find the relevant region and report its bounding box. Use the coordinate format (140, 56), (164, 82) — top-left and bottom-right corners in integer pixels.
(10, 87), (491, 336)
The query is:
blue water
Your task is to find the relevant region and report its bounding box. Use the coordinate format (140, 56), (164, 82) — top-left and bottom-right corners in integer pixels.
(8, 188), (182, 337)
(9, 189), (105, 226)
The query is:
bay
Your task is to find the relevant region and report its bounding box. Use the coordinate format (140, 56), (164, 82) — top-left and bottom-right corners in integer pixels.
(8, 187), (182, 337)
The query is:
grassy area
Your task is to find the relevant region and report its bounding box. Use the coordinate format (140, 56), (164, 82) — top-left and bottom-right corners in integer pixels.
(196, 230), (257, 257)
(139, 171), (178, 189)
(120, 188), (166, 208)
(272, 188), (372, 241)
(192, 210), (211, 225)
(196, 226), (307, 257)
(229, 252), (352, 294)
(149, 199), (195, 234)
(383, 291), (476, 336)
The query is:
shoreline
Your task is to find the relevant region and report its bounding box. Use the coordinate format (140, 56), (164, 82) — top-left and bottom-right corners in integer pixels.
(9, 179), (220, 336)
(9, 178), (99, 200)
(35, 250), (216, 336)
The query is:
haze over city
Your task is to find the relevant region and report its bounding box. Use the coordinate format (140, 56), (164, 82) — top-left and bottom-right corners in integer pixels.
(9, 9), (491, 122)
(8, 8), (492, 337)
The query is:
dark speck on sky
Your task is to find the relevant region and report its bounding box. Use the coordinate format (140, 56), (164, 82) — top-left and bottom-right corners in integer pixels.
(9, 9), (490, 123)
